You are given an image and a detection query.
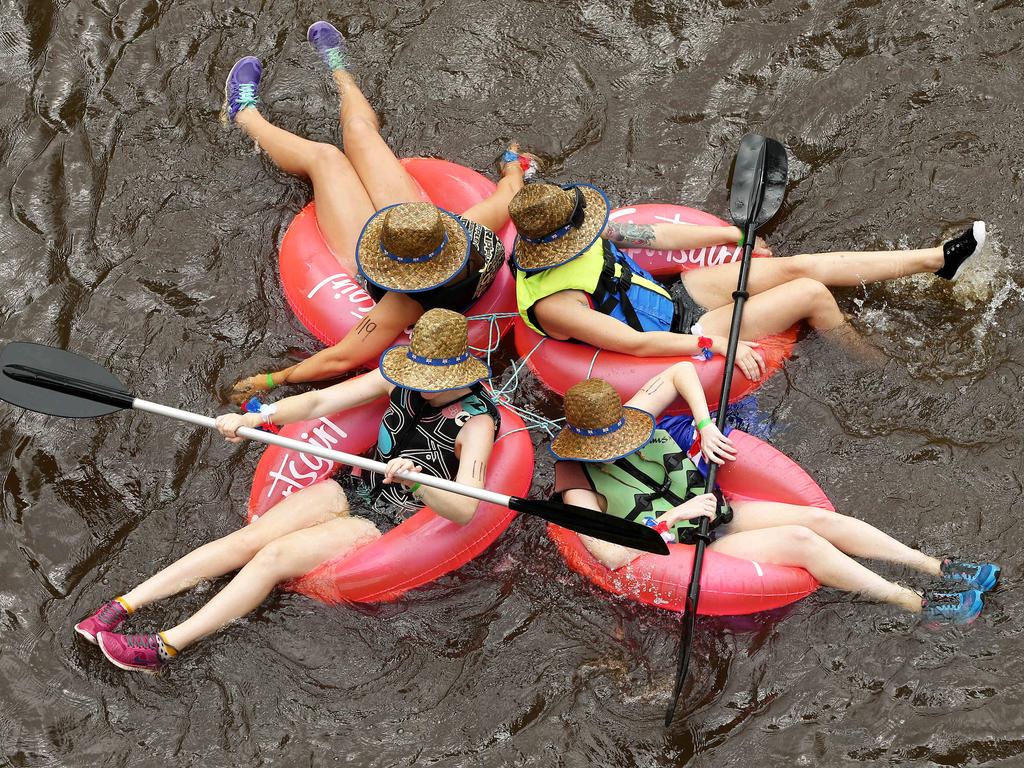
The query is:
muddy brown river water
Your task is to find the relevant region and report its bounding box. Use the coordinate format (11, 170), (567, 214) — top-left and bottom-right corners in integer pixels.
(1, 1), (1023, 766)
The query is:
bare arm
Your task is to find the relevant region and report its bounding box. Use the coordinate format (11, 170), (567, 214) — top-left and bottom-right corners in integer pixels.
(602, 222), (770, 255)
(563, 488), (643, 570)
(217, 369), (392, 441)
(229, 292), (422, 403)
(626, 363), (737, 465)
(535, 291), (707, 356)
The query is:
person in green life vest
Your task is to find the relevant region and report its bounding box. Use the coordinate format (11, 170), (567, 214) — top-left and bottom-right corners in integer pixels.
(509, 183), (986, 381)
(74, 309), (500, 674)
(550, 364), (1000, 624)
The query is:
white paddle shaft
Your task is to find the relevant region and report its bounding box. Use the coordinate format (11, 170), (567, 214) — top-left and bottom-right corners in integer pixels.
(132, 398), (513, 507)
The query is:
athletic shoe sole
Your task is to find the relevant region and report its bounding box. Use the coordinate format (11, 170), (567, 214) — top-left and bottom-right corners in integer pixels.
(950, 220), (986, 281)
(73, 622), (99, 645)
(97, 633), (162, 675)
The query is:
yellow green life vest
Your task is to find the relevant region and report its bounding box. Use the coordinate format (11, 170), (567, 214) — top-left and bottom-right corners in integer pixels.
(582, 429), (729, 542)
(515, 239), (677, 337)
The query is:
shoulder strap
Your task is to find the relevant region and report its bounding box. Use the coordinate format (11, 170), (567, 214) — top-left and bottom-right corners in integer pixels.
(593, 242), (644, 331)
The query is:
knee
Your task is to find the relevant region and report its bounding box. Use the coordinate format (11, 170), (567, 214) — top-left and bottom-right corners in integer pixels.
(311, 142), (347, 170)
(801, 506), (838, 533)
(793, 278), (836, 311)
(313, 479), (350, 517)
(786, 524), (827, 553)
(343, 115), (380, 145)
(249, 539), (295, 577)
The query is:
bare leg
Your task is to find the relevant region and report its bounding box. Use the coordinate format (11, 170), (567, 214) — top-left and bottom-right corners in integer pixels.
(161, 515), (380, 650)
(332, 71), (423, 208)
(684, 246), (944, 310)
(696, 277), (846, 339)
(235, 107), (373, 273)
(461, 150), (532, 231)
(711, 525), (923, 612)
(727, 499), (942, 576)
(120, 481), (349, 610)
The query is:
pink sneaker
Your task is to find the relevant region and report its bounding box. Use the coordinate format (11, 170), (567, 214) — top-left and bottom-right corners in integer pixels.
(97, 632), (166, 674)
(74, 600), (128, 644)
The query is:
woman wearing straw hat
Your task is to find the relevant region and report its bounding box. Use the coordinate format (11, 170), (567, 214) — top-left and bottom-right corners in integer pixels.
(551, 365), (999, 624)
(220, 21), (536, 403)
(509, 183), (985, 380)
(75, 310), (500, 673)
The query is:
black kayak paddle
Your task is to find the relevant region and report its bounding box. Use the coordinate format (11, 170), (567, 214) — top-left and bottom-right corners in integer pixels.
(0, 342), (669, 556)
(664, 134), (789, 726)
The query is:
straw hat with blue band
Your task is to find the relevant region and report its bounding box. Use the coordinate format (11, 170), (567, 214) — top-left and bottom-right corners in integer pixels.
(509, 182), (611, 273)
(550, 378), (655, 463)
(379, 308), (491, 393)
(357, 202), (470, 293)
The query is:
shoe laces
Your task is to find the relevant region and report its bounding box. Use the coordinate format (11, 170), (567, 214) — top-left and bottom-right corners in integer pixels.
(124, 633), (159, 651)
(924, 591), (964, 612)
(945, 232), (974, 259)
(232, 82), (258, 108)
(943, 560), (980, 579)
(97, 601), (125, 624)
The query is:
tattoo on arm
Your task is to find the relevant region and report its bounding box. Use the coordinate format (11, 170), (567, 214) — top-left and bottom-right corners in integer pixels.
(354, 316), (378, 337)
(471, 460), (486, 482)
(605, 222), (656, 248)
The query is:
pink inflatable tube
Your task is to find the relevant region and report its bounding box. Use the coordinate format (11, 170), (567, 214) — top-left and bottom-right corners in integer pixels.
(247, 404), (534, 604)
(549, 430), (825, 615)
(279, 157), (518, 348)
(513, 204), (798, 415)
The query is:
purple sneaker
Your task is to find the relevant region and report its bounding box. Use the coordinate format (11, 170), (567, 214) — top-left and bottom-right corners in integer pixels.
(74, 600), (128, 645)
(307, 21), (348, 71)
(97, 632), (167, 674)
(222, 56), (262, 123)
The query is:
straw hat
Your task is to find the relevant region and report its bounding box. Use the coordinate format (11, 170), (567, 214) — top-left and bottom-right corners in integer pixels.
(550, 379), (655, 463)
(509, 182), (611, 272)
(357, 202), (470, 293)
(379, 308), (491, 392)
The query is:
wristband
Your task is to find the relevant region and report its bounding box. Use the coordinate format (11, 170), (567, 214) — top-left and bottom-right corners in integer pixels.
(408, 482), (422, 496)
(737, 231), (745, 248)
(696, 335), (714, 362)
(258, 403), (278, 425)
(695, 417), (713, 431)
(265, 373), (276, 390)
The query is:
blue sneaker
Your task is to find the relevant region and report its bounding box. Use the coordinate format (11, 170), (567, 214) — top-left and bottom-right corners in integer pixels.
(920, 589), (984, 625)
(222, 56), (262, 123)
(941, 558), (1001, 592)
(307, 21), (348, 72)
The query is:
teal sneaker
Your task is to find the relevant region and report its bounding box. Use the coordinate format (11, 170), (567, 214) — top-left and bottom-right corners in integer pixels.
(941, 558), (1001, 592)
(307, 21), (348, 72)
(920, 589), (984, 626)
(222, 56), (262, 123)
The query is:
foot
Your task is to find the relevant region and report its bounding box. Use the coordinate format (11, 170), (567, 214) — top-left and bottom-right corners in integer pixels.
(499, 142), (538, 181)
(74, 600), (129, 645)
(307, 21), (349, 72)
(229, 373), (272, 406)
(920, 589), (984, 625)
(222, 56), (262, 124)
(936, 221), (986, 280)
(97, 632), (172, 674)
(941, 558), (1001, 592)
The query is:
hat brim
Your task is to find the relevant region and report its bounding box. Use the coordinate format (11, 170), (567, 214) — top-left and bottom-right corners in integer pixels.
(357, 205), (470, 293)
(512, 184), (611, 273)
(379, 344), (491, 393)
(549, 406), (656, 463)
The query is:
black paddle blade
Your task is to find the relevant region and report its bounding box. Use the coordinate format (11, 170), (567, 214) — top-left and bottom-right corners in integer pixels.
(729, 134), (788, 230)
(509, 496), (670, 555)
(0, 342), (133, 418)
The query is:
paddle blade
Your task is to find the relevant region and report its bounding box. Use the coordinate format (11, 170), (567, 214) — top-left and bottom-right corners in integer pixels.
(729, 134), (788, 230)
(0, 342), (132, 418)
(509, 496), (670, 555)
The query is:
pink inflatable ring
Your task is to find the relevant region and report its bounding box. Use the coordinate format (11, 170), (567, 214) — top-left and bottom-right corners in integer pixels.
(549, 430), (824, 615)
(248, 404), (534, 604)
(279, 157), (518, 349)
(513, 204), (798, 415)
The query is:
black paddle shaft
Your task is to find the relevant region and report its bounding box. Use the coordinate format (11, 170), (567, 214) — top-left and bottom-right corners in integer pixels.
(665, 135), (788, 726)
